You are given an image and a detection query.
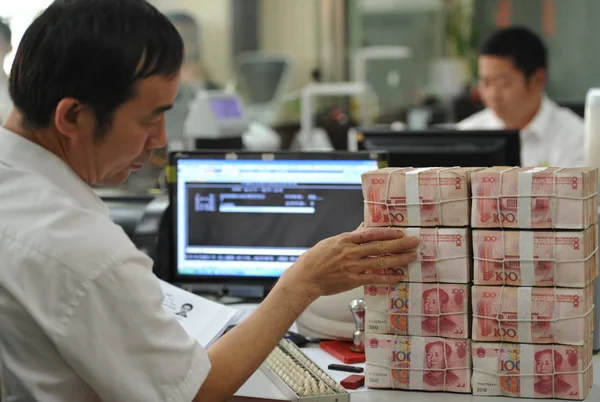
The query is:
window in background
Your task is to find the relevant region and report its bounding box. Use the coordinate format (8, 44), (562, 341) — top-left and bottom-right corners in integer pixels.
(348, 0), (448, 121)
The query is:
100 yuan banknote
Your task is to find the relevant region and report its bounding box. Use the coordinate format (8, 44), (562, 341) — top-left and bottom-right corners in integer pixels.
(472, 340), (593, 400)
(365, 334), (471, 393)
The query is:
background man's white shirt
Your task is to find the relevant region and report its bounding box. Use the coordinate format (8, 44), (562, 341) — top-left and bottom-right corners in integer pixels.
(457, 96), (585, 167)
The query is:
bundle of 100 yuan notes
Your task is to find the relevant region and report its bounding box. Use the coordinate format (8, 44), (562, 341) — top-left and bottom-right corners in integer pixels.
(471, 167), (598, 229)
(364, 283), (469, 339)
(362, 167), (484, 227)
(471, 339), (593, 400)
(364, 334), (471, 393)
(369, 227), (471, 283)
(472, 226), (598, 288)
(471, 284), (594, 345)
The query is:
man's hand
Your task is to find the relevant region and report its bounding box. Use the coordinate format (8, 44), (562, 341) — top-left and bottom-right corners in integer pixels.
(196, 227), (419, 402)
(280, 227), (419, 301)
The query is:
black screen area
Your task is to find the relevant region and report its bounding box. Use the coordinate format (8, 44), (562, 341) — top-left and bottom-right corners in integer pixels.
(185, 182), (364, 249)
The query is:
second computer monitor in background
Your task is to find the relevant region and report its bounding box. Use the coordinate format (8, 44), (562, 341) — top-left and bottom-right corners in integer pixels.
(357, 128), (521, 168)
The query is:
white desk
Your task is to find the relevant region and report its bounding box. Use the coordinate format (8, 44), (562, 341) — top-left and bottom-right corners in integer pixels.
(234, 345), (600, 401)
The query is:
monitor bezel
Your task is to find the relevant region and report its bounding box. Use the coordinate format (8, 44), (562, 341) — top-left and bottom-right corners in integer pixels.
(355, 127), (521, 167)
(167, 150), (388, 286)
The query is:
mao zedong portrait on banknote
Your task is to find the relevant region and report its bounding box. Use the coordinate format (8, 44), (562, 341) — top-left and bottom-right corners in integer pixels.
(422, 288), (457, 335)
(423, 341), (461, 387)
(534, 349), (572, 396)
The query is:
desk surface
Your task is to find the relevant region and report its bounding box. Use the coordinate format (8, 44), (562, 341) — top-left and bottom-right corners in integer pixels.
(235, 345), (600, 402)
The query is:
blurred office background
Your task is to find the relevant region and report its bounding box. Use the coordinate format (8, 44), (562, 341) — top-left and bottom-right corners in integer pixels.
(1, 0), (598, 190)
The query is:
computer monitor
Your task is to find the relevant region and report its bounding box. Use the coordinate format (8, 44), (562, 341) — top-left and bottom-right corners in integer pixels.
(169, 150), (387, 298)
(356, 128), (521, 167)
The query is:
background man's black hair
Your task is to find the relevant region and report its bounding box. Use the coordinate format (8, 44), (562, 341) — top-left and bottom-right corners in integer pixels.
(9, 0), (183, 138)
(480, 26), (547, 80)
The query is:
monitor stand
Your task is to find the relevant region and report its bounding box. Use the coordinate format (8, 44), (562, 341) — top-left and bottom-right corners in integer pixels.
(179, 282), (269, 301)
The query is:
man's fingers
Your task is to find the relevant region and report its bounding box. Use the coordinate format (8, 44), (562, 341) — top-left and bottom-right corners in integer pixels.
(349, 252), (418, 273)
(357, 272), (405, 286)
(346, 227), (405, 245)
(356, 236), (420, 258)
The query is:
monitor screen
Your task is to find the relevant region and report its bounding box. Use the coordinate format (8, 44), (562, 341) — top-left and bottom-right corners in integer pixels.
(173, 152), (383, 281)
(357, 128), (521, 168)
(210, 97), (243, 120)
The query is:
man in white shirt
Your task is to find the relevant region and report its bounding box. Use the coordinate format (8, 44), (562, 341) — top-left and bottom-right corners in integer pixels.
(457, 26), (585, 167)
(0, 19), (12, 124)
(0, 1), (420, 401)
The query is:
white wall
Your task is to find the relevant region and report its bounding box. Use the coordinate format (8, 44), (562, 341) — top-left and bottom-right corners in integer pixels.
(259, 0), (319, 91)
(151, 0), (232, 85)
(151, 0), (320, 91)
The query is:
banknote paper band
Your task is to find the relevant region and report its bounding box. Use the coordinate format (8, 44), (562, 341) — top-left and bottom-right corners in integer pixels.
(517, 167), (547, 228)
(408, 282), (423, 336)
(406, 227), (422, 280)
(409, 335), (425, 390)
(405, 168), (432, 226)
(520, 343), (535, 398)
(519, 231), (535, 286)
(517, 287), (533, 344)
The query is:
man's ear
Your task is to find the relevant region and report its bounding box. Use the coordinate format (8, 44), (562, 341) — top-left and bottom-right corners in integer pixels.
(531, 69), (547, 92)
(54, 98), (95, 140)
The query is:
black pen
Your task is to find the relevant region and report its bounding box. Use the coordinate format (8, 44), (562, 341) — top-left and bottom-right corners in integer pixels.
(328, 364), (364, 373)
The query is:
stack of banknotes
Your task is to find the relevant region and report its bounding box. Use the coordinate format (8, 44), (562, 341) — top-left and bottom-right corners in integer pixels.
(360, 166), (598, 398)
(361, 167), (480, 393)
(470, 166), (598, 400)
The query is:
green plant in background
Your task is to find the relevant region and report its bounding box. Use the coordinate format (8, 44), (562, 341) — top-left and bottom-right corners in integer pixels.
(445, 0), (477, 80)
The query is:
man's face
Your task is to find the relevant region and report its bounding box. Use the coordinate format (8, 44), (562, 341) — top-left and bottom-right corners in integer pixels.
(477, 55), (543, 127)
(426, 344), (446, 370)
(535, 351), (556, 381)
(183, 305), (192, 313)
(423, 293), (439, 316)
(74, 73), (179, 185)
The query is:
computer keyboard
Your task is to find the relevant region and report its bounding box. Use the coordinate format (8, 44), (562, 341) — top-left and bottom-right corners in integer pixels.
(260, 338), (350, 401)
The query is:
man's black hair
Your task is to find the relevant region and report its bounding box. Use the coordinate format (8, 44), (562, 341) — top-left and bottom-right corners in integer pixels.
(480, 26), (547, 80)
(9, 0), (183, 137)
(0, 18), (10, 44)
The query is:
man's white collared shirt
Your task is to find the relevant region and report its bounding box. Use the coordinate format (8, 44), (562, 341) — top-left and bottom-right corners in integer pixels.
(0, 127), (210, 402)
(456, 96), (585, 167)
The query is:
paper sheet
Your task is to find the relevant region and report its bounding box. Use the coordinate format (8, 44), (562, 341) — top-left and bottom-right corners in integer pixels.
(159, 280), (238, 348)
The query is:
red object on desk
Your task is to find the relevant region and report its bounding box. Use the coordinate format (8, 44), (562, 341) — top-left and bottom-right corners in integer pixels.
(341, 374), (365, 390)
(319, 340), (365, 364)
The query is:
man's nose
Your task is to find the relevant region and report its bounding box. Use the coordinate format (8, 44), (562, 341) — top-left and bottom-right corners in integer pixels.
(150, 119), (168, 149)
